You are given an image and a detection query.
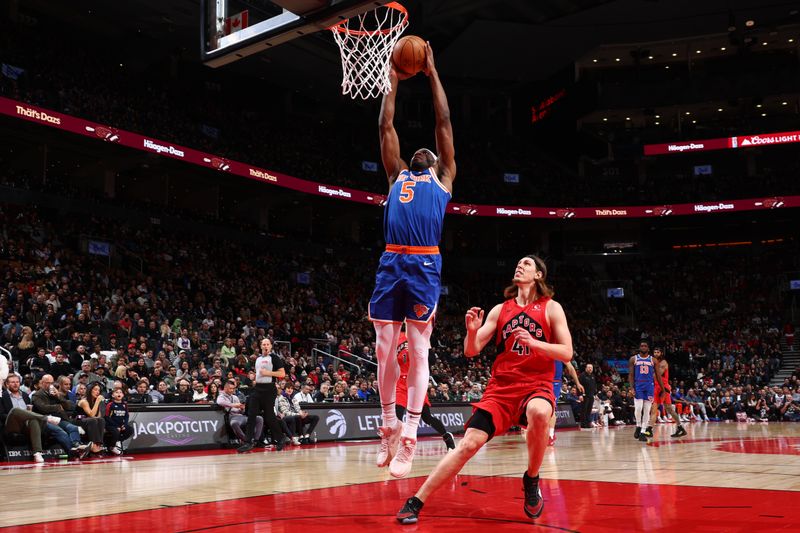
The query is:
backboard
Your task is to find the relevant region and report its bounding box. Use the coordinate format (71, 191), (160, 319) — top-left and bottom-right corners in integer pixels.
(201, 0), (390, 67)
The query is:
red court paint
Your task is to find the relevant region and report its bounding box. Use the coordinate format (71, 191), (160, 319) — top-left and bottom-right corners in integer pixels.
(715, 437), (800, 456)
(649, 435), (800, 456)
(4, 476), (797, 532)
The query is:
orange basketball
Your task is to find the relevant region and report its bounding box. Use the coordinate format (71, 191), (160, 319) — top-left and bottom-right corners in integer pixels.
(392, 35), (427, 79)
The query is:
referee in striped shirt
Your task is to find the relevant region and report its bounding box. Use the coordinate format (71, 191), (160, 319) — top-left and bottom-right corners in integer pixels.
(239, 338), (286, 452)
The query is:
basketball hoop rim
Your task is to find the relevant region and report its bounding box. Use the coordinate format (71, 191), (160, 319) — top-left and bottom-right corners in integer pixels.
(329, 2), (408, 36)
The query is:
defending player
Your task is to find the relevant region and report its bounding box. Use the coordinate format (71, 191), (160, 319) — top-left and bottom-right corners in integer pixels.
(395, 331), (456, 450)
(369, 42), (456, 478)
(643, 347), (686, 438)
(549, 359), (582, 446)
(629, 341), (654, 442)
(397, 255), (573, 524)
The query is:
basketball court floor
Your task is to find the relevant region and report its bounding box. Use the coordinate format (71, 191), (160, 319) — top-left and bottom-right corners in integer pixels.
(1, 422), (798, 531)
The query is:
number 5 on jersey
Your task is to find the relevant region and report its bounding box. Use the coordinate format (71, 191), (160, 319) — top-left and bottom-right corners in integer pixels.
(399, 180), (416, 203)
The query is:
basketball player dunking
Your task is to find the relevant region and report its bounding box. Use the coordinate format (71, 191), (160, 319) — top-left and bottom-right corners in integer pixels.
(397, 255), (573, 524)
(644, 347), (686, 439)
(394, 330), (456, 450)
(629, 341), (654, 442)
(549, 358), (581, 446)
(369, 42), (456, 478)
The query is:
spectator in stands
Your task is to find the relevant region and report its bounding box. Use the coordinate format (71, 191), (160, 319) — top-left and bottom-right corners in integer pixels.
(344, 384), (362, 402)
(2, 314), (23, 342)
(94, 366), (111, 392)
(0, 374), (48, 463)
(295, 383), (314, 404)
(314, 382), (332, 402)
(192, 381), (209, 403)
(149, 381), (168, 403)
(781, 394), (800, 421)
(104, 388), (132, 454)
(76, 382), (106, 455)
(332, 381), (347, 402)
(163, 366), (177, 390)
(357, 381), (373, 402)
(718, 392), (734, 420)
(50, 351), (73, 381)
(686, 389), (709, 422)
(13, 327), (36, 374)
(440, 383), (457, 402)
(30, 374), (84, 455)
(368, 380), (379, 400)
(275, 385), (302, 445)
(283, 384), (320, 442)
(69, 345), (90, 371)
(218, 379), (262, 453)
(173, 379), (193, 403)
(467, 383), (483, 401)
(207, 381), (220, 403)
(72, 361), (93, 387)
(26, 348), (51, 377)
(128, 380), (152, 404)
(56, 375), (77, 403)
(706, 392), (720, 421)
(220, 339), (236, 367)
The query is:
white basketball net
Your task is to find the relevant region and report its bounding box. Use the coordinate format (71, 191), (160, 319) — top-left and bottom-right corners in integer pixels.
(330, 2), (408, 100)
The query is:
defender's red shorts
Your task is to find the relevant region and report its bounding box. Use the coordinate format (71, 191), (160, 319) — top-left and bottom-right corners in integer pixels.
(655, 386), (672, 405)
(469, 378), (555, 435)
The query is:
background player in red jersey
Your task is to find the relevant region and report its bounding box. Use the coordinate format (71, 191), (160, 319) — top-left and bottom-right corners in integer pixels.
(644, 347), (686, 438)
(395, 331), (456, 450)
(397, 255), (574, 524)
(370, 43), (457, 479)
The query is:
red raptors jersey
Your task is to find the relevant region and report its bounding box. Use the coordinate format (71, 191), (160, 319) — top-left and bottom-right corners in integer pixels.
(397, 332), (410, 375)
(492, 297), (554, 384)
(395, 332), (430, 407)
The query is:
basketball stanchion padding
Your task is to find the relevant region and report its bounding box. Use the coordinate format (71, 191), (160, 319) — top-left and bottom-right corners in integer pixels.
(329, 2), (408, 100)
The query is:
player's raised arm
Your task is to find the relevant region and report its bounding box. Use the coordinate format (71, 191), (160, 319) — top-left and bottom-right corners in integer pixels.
(464, 304), (501, 357)
(379, 67), (407, 186)
(423, 42), (456, 191)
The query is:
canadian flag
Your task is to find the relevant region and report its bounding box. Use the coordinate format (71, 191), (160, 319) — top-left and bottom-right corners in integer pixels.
(224, 10), (249, 36)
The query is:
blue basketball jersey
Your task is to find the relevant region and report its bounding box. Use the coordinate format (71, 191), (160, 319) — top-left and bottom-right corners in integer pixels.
(634, 355), (654, 387)
(554, 360), (563, 382)
(384, 167), (451, 247)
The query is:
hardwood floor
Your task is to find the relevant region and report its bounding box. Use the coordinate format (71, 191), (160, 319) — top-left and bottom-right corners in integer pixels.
(1, 421), (799, 531)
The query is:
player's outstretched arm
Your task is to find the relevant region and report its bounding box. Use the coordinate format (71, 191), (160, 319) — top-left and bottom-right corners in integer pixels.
(379, 67), (407, 186)
(423, 42), (456, 191)
(463, 304), (501, 357)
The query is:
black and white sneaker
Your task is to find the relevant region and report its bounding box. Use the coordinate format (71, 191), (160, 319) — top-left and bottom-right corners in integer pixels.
(634, 427), (641, 439)
(523, 472), (544, 519)
(671, 426), (687, 438)
(396, 496), (424, 524)
(442, 432), (456, 450)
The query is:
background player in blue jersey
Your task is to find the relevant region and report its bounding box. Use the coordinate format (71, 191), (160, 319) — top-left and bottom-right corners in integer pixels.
(628, 341), (654, 442)
(369, 42), (457, 479)
(549, 360), (582, 446)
